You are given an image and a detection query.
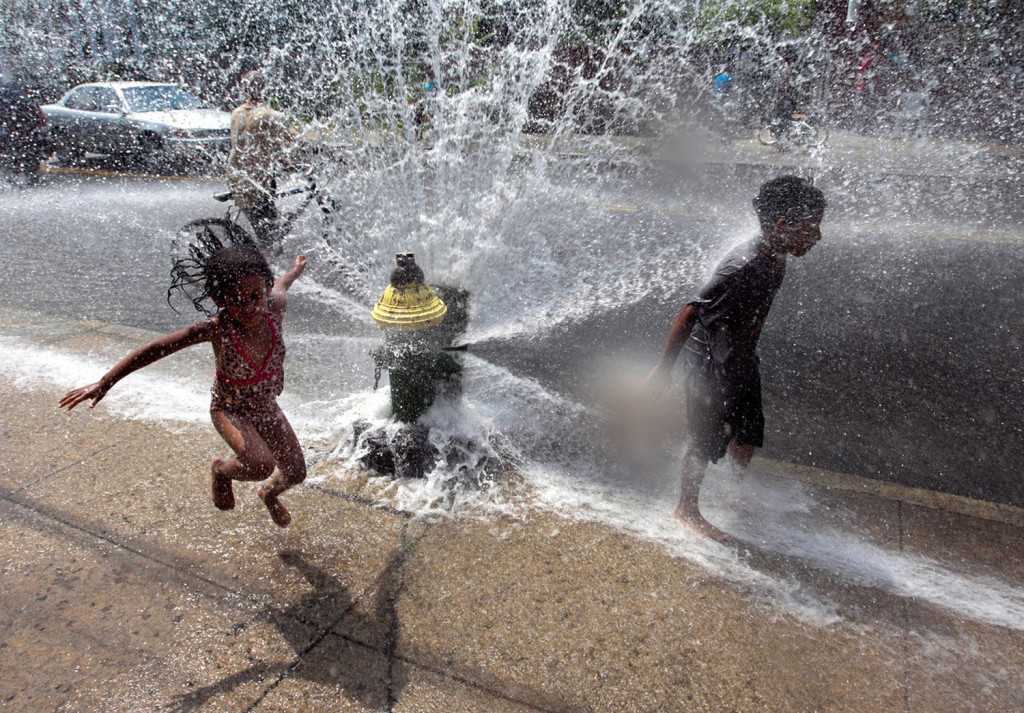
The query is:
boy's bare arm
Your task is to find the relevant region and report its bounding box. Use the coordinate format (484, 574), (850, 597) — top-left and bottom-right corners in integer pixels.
(650, 303), (698, 384)
(59, 321), (213, 411)
(271, 255), (308, 310)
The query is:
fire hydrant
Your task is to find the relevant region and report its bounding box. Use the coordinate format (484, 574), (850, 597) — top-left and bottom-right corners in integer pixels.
(356, 253), (468, 478)
(370, 253), (466, 422)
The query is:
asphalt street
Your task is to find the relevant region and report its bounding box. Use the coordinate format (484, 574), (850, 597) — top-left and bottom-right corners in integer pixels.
(2, 166), (1022, 505)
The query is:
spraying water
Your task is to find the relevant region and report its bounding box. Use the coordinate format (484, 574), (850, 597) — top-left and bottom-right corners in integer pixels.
(1, 0), (1023, 636)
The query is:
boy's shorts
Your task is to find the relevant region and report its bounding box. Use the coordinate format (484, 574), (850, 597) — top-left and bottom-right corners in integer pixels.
(683, 353), (764, 464)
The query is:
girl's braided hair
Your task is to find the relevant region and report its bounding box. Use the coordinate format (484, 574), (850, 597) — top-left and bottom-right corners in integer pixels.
(168, 220), (273, 315)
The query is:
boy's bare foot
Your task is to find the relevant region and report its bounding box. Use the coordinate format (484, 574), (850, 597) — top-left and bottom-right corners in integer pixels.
(673, 501), (736, 545)
(211, 458), (235, 511)
(258, 486), (291, 528)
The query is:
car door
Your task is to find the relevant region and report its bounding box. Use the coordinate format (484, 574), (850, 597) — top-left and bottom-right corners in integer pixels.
(58, 87), (100, 151)
(89, 86), (130, 154)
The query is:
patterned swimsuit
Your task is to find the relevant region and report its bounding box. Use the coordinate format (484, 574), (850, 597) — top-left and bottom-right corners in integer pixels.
(210, 310), (286, 422)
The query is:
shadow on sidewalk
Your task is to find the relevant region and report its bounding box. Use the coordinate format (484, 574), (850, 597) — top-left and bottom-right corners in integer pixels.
(169, 543), (589, 713)
(169, 548), (399, 712)
(5, 486), (586, 712)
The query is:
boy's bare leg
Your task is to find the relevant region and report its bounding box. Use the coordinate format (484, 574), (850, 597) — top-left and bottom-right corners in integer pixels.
(672, 450), (704, 522)
(673, 450), (736, 544)
(211, 410), (277, 512)
(252, 407), (307, 529)
(728, 441), (754, 468)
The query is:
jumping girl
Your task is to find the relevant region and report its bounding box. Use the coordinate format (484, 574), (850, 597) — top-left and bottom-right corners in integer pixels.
(59, 237), (308, 528)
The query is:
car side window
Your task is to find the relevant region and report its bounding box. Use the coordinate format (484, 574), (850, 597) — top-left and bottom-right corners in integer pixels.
(93, 88), (122, 114)
(64, 88), (98, 111)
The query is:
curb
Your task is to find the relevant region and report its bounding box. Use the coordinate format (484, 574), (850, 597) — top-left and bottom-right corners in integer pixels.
(753, 455), (1024, 529)
(40, 163), (216, 182)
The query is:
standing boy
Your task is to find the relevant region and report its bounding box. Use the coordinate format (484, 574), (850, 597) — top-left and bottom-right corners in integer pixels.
(650, 175), (826, 540)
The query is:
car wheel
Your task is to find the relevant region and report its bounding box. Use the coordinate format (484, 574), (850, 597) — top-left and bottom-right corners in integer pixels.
(0, 160), (39, 187)
(16, 154), (42, 184)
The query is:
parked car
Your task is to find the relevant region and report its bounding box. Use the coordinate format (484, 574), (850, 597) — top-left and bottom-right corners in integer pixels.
(42, 81), (231, 169)
(0, 79), (49, 182)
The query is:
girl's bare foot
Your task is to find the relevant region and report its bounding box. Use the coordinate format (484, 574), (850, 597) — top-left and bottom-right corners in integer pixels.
(258, 486), (291, 528)
(211, 458), (235, 511)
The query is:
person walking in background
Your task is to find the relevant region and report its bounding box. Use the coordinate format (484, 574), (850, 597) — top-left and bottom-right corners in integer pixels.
(227, 69), (298, 248)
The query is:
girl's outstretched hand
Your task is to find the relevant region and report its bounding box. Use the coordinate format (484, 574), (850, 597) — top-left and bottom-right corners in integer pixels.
(59, 382), (110, 411)
(273, 255), (308, 301)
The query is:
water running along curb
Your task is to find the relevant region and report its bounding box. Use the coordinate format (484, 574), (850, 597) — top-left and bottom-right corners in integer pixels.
(3, 303), (1021, 534)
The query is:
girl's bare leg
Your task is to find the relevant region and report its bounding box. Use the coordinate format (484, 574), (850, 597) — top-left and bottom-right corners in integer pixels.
(210, 409), (277, 512)
(249, 406), (306, 528)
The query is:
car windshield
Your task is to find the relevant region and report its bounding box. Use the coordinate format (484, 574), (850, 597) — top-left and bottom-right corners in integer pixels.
(122, 86), (207, 112)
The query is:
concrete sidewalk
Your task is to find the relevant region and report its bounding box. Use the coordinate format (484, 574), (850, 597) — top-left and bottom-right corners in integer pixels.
(2, 353), (1024, 709)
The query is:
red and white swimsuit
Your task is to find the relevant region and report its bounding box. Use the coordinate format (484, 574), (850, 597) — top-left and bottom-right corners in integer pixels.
(210, 310), (286, 419)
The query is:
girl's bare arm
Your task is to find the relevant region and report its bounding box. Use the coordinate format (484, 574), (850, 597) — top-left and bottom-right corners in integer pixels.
(271, 255), (308, 311)
(59, 321), (214, 411)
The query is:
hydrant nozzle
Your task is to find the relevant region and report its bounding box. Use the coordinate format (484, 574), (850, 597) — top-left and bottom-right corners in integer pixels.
(371, 253), (447, 330)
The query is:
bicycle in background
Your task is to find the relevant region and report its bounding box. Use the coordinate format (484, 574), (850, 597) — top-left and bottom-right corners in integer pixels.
(177, 168), (376, 304)
(757, 110), (829, 149)
(180, 172), (335, 253)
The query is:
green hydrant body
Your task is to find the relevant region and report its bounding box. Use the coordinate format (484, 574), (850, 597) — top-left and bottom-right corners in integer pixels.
(387, 348), (461, 422)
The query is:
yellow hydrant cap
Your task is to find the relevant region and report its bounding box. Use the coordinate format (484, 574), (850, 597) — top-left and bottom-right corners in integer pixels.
(371, 283), (448, 330)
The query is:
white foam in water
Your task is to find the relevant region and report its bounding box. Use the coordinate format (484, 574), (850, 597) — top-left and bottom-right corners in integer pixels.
(376, 399), (525, 518)
(308, 373), (528, 519)
(704, 467), (1024, 631)
(528, 457), (1024, 631)
(520, 459), (844, 627)
(0, 335), (324, 433)
(0, 336), (210, 425)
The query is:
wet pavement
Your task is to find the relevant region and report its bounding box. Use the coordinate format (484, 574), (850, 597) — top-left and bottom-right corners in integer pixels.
(1, 312), (1023, 712)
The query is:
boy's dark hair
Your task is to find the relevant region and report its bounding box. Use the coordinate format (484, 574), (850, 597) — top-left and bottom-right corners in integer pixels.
(168, 222), (273, 315)
(753, 175), (826, 226)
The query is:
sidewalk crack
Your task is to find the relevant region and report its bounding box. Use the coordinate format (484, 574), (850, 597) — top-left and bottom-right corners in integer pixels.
(898, 500), (912, 713)
(242, 600), (359, 713)
(384, 520), (421, 712)
(11, 443), (117, 494)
